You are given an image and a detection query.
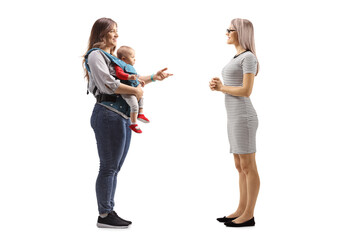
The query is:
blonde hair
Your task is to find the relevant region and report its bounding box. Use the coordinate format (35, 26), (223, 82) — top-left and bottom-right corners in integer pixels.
(231, 18), (259, 75)
(117, 46), (134, 59)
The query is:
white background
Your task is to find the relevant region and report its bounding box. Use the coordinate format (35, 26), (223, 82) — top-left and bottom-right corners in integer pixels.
(1, 0), (360, 239)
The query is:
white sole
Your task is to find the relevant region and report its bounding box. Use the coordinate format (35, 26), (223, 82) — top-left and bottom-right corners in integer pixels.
(137, 118), (150, 123)
(97, 223), (129, 229)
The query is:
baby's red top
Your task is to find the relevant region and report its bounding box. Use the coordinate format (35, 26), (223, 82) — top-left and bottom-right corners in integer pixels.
(114, 65), (129, 80)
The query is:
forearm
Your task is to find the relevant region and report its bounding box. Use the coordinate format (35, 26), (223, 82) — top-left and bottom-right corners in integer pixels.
(138, 75), (153, 85)
(114, 83), (138, 95)
(220, 85), (251, 97)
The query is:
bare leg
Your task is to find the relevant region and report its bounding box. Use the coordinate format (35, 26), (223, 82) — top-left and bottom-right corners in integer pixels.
(139, 108), (144, 114)
(130, 112), (137, 124)
(227, 154), (247, 218)
(233, 153), (260, 223)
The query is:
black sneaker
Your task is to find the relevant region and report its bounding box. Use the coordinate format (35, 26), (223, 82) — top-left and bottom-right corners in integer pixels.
(112, 211), (132, 225)
(97, 211), (130, 228)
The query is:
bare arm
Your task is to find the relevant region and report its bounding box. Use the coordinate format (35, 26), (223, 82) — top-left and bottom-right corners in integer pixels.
(114, 84), (143, 100)
(209, 73), (255, 97)
(139, 68), (173, 85)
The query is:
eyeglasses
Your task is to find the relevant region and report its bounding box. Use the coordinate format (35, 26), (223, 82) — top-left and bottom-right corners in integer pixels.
(226, 29), (236, 34)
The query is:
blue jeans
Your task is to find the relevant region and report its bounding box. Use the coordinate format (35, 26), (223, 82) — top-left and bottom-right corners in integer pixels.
(91, 103), (132, 214)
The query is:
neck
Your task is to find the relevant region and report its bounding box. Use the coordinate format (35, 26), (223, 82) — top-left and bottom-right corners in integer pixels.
(235, 44), (246, 55)
(103, 47), (112, 54)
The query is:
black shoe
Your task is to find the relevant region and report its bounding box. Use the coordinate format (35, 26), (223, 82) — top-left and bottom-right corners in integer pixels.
(224, 217), (255, 227)
(97, 211), (130, 228)
(112, 211), (132, 225)
(217, 216), (238, 222)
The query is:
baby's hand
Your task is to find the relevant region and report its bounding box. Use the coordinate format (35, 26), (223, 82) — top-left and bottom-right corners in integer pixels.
(128, 75), (137, 80)
(140, 80), (145, 87)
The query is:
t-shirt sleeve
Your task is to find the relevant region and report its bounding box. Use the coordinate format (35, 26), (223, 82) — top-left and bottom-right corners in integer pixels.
(114, 65), (129, 80)
(87, 51), (120, 93)
(242, 54), (257, 74)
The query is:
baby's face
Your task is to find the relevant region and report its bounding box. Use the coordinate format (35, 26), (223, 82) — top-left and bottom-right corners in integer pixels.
(123, 50), (136, 66)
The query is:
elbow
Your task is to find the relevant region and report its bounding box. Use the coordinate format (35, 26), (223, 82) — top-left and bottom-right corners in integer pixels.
(244, 90), (252, 98)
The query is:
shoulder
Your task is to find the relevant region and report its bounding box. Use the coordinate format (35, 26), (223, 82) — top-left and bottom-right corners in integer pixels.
(88, 49), (105, 60)
(242, 51), (257, 62)
(88, 50), (111, 65)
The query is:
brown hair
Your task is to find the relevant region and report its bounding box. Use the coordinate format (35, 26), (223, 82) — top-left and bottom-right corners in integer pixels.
(231, 18), (259, 75)
(116, 46), (133, 59)
(82, 18), (117, 81)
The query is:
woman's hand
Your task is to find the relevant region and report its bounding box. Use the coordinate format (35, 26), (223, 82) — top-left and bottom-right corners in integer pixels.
(209, 77), (223, 92)
(154, 68), (173, 81)
(135, 85), (144, 100)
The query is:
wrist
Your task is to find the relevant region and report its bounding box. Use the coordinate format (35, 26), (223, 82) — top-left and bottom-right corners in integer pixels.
(133, 86), (140, 94)
(219, 85), (225, 93)
(151, 74), (155, 82)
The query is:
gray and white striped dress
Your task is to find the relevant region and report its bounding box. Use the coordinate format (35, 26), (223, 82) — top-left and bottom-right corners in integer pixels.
(222, 51), (258, 154)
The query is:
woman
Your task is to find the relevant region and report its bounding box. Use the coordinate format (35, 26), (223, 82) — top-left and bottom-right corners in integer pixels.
(209, 18), (260, 227)
(83, 18), (172, 228)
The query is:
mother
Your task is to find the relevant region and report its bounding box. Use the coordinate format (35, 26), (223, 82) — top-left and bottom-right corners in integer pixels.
(83, 18), (172, 228)
(210, 18), (260, 227)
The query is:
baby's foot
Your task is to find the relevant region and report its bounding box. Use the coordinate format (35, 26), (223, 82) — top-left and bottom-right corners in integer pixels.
(137, 114), (150, 123)
(129, 124), (142, 133)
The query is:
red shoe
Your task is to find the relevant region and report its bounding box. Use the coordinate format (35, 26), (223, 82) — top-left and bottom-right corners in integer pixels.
(129, 124), (142, 133)
(137, 114), (150, 123)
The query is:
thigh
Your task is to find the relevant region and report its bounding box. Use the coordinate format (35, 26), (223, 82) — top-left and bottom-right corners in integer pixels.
(92, 105), (129, 169)
(122, 94), (137, 105)
(239, 153), (256, 169)
(233, 154), (241, 168)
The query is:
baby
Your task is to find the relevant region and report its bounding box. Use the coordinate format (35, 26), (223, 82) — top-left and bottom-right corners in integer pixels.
(114, 46), (150, 133)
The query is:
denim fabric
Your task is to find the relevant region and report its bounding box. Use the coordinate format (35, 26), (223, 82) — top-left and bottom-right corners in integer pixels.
(91, 103), (132, 214)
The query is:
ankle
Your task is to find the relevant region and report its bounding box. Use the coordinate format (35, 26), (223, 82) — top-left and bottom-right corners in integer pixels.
(240, 211), (254, 218)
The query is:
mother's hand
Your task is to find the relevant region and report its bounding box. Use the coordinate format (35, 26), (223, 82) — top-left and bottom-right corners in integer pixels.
(154, 68), (173, 81)
(209, 77), (223, 91)
(135, 85), (144, 101)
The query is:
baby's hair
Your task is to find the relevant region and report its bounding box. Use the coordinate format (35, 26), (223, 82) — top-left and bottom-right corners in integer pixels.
(117, 46), (134, 59)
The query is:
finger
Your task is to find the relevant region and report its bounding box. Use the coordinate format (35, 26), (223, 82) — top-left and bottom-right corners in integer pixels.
(160, 68), (168, 72)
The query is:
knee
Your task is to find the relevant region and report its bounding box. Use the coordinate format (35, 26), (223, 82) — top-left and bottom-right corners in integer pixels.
(235, 161), (242, 173)
(240, 163), (251, 175)
(99, 165), (117, 176)
(130, 103), (139, 113)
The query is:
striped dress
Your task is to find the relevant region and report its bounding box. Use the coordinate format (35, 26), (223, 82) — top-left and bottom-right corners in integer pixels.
(221, 51), (258, 154)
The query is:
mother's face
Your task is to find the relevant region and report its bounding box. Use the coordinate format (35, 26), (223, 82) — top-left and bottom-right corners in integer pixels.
(226, 25), (238, 45)
(105, 24), (118, 49)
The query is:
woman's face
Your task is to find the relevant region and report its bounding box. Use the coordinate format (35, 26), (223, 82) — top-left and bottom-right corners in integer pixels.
(226, 25), (238, 45)
(105, 24), (118, 49)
